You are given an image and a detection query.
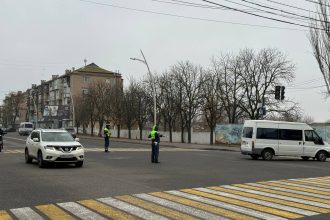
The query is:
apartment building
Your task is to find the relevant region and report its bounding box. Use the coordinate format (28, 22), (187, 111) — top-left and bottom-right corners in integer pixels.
(27, 63), (123, 129)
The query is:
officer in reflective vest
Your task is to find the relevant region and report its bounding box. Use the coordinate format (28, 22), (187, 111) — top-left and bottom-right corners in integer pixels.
(148, 125), (163, 163)
(104, 124), (111, 152)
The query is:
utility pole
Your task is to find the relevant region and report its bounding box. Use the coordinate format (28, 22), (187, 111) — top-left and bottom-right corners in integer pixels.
(130, 50), (157, 125)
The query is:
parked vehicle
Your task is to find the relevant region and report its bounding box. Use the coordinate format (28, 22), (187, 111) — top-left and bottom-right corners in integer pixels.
(61, 127), (77, 138)
(18, 122), (34, 136)
(241, 120), (330, 161)
(25, 129), (84, 168)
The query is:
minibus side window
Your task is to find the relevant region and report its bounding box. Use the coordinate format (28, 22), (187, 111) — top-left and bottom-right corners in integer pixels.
(243, 127), (253, 138)
(257, 128), (278, 140)
(279, 129), (302, 141)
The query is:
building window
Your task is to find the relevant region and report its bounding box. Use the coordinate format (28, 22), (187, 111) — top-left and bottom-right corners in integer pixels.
(83, 76), (90, 83)
(82, 88), (89, 95)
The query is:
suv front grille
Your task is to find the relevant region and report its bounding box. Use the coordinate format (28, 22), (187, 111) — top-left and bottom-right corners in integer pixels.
(53, 146), (78, 152)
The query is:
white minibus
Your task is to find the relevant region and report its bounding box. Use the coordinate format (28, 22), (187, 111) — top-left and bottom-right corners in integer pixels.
(241, 120), (330, 161)
(18, 122), (34, 136)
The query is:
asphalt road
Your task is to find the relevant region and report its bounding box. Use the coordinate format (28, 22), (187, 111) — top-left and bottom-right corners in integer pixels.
(1, 132), (330, 219)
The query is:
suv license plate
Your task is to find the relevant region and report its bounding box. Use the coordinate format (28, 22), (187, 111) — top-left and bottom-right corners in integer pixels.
(60, 154), (73, 158)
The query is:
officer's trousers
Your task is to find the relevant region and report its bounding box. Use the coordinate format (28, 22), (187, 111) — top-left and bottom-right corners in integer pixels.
(151, 142), (159, 163)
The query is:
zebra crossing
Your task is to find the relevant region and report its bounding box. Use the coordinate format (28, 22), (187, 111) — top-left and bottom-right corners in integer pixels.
(1, 147), (202, 154)
(3, 176), (330, 219)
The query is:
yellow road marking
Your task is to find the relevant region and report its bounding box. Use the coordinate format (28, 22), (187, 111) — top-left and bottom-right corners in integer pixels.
(0, 210), (12, 220)
(235, 184), (330, 204)
(78, 200), (136, 220)
(117, 195), (198, 220)
(183, 189), (303, 219)
(259, 182), (330, 196)
(281, 179), (330, 189)
(35, 204), (74, 220)
(209, 186), (329, 213)
(151, 192), (257, 220)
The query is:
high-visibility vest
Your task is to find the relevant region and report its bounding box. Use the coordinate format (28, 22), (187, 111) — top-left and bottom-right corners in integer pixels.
(104, 127), (111, 138)
(150, 130), (157, 140)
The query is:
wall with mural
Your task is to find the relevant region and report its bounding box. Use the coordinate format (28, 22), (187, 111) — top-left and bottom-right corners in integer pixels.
(215, 124), (243, 144)
(310, 124), (330, 143)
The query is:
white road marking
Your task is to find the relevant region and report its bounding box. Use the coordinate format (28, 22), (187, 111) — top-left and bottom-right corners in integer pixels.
(11, 207), (44, 220)
(134, 193), (225, 220)
(4, 137), (26, 142)
(248, 183), (330, 199)
(196, 187), (318, 216)
(98, 197), (169, 220)
(57, 202), (107, 220)
(223, 185), (330, 209)
(166, 190), (287, 220)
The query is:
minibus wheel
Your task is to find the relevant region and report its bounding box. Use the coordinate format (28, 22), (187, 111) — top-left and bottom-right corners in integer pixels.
(261, 149), (274, 161)
(316, 151), (327, 162)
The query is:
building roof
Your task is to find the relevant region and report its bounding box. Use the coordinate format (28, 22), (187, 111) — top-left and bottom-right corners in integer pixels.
(74, 63), (115, 75)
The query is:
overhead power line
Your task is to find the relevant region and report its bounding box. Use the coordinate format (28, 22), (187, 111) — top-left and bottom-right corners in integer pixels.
(78, 0), (306, 31)
(200, 0), (325, 30)
(265, 0), (319, 15)
(241, 0), (325, 23)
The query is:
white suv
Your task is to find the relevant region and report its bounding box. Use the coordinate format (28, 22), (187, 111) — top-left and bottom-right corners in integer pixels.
(25, 129), (84, 168)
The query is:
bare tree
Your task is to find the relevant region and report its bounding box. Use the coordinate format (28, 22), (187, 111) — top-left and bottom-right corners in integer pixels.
(309, 0), (330, 95)
(211, 54), (245, 123)
(108, 84), (123, 138)
(158, 72), (179, 142)
(238, 48), (295, 119)
(73, 95), (90, 134)
(200, 70), (224, 145)
(133, 80), (152, 140)
(2, 91), (25, 129)
(122, 81), (137, 139)
(171, 61), (204, 144)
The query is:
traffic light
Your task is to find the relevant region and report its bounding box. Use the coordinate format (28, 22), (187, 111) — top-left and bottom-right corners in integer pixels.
(280, 86), (285, 100)
(275, 86), (281, 100)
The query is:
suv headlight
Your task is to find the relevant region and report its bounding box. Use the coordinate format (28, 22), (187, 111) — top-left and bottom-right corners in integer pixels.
(76, 145), (83, 150)
(44, 146), (55, 151)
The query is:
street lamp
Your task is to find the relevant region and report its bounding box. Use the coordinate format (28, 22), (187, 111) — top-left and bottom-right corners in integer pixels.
(30, 95), (38, 128)
(130, 49), (157, 125)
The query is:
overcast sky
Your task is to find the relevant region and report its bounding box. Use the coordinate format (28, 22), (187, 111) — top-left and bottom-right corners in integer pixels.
(1, 0), (329, 122)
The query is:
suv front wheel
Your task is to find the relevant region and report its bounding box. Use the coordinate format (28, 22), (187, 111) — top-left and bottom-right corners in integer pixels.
(38, 151), (45, 168)
(25, 148), (32, 163)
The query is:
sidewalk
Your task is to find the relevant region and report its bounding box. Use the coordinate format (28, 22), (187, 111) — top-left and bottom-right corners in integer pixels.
(77, 134), (241, 152)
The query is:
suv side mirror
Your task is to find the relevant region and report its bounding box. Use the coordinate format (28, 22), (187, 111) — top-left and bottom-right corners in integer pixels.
(75, 138), (80, 142)
(33, 138), (39, 142)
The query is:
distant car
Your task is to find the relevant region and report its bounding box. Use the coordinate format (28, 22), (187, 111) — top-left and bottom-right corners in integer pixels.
(61, 127), (77, 138)
(25, 129), (84, 168)
(6, 127), (16, 132)
(18, 122), (34, 136)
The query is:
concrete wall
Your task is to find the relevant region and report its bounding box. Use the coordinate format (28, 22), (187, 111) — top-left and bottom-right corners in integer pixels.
(78, 127), (215, 145)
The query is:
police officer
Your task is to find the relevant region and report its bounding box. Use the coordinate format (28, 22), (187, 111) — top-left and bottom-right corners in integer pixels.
(103, 124), (111, 152)
(148, 125), (163, 163)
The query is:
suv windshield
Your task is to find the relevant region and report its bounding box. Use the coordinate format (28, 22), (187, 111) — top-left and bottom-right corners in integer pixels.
(41, 132), (74, 142)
